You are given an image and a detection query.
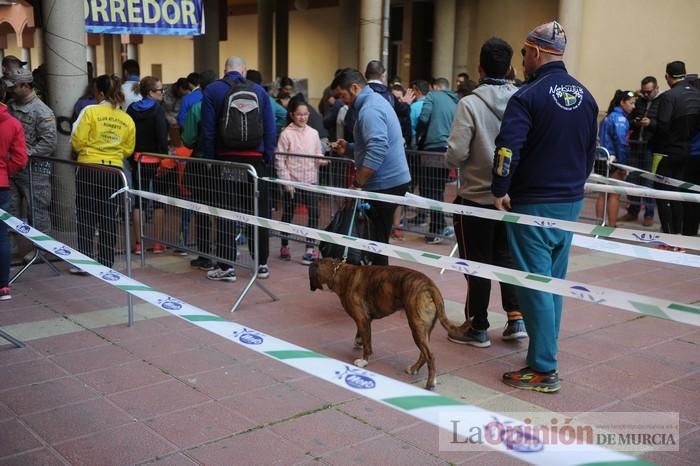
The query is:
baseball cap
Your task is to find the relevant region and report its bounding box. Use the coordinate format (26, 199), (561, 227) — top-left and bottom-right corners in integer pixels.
(525, 20), (567, 55)
(3, 68), (33, 87)
(665, 61), (686, 79)
(2, 55), (28, 67)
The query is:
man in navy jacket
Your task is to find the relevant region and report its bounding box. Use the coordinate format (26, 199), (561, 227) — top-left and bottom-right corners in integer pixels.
(200, 56), (276, 282)
(491, 21), (598, 393)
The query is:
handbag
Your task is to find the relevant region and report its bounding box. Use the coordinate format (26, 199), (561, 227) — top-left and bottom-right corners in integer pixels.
(320, 199), (375, 265)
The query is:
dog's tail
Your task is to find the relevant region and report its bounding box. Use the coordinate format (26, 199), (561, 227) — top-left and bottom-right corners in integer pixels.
(429, 285), (460, 334)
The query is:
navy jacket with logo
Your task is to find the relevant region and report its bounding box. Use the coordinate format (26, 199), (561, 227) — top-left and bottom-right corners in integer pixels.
(491, 61), (598, 203)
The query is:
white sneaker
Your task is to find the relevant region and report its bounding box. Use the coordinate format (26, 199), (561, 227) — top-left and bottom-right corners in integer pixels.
(257, 264), (270, 279)
(207, 267), (237, 282)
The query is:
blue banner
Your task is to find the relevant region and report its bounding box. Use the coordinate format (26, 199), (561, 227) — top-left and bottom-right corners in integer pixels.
(84, 0), (204, 36)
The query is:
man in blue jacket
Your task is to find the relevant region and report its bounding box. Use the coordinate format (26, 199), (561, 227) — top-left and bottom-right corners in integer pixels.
(491, 21), (598, 393)
(332, 68), (411, 266)
(200, 56), (276, 282)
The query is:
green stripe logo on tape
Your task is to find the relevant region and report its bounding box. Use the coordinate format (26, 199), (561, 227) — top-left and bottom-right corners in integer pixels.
(668, 303), (700, 315)
(266, 350), (327, 360)
(182, 315), (228, 322)
(117, 285), (155, 292)
(591, 225), (615, 237)
(383, 395), (464, 410)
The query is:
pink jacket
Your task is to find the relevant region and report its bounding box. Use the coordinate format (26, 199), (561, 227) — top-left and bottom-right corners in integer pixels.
(275, 123), (325, 184)
(0, 104), (28, 188)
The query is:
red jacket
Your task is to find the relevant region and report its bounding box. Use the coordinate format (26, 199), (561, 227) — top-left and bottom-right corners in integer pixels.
(0, 103), (27, 188)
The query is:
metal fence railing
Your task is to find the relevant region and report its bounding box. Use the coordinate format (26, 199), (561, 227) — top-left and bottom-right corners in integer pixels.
(16, 155), (135, 324)
(134, 153), (277, 312)
(268, 152), (355, 258)
(403, 149), (457, 243)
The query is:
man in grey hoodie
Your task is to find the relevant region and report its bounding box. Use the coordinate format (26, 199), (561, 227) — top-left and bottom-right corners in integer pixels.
(445, 37), (525, 348)
(416, 77), (459, 243)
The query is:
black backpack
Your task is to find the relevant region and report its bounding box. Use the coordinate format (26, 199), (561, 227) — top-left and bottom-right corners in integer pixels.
(219, 77), (263, 150)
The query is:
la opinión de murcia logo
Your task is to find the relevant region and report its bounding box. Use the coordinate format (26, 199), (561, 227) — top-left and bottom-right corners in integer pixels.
(158, 297), (184, 311)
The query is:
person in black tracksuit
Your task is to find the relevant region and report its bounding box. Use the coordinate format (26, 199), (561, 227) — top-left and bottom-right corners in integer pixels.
(650, 61), (700, 235)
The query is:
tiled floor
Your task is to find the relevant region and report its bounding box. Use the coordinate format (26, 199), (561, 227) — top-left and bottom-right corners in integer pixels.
(1, 215), (698, 465)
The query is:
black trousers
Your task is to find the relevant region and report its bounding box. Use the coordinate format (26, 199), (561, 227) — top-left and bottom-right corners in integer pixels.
(75, 167), (121, 268)
(213, 158), (270, 269)
(682, 157), (700, 236)
(453, 197), (521, 330)
(367, 183), (410, 266)
(655, 155), (685, 234)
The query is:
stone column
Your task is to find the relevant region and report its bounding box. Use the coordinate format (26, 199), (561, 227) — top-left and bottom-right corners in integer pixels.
(359, 0), (382, 69)
(558, 0), (583, 77)
(274, 0), (289, 78)
(40, 0), (87, 233)
(453, 0), (473, 83)
(127, 43), (137, 60)
(193, 0), (220, 73)
(257, 0), (273, 82)
(338, 0), (359, 68)
(432, 0), (456, 82)
(20, 47), (31, 69)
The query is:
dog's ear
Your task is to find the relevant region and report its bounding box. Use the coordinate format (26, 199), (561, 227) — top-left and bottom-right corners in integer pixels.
(309, 261), (323, 291)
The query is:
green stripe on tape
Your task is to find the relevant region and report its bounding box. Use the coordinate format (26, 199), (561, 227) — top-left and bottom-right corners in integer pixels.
(117, 285), (155, 291)
(679, 182), (693, 190)
(0, 212), (9, 220)
(494, 272), (522, 286)
(525, 274), (552, 283)
(668, 303), (700, 314)
(70, 259), (101, 265)
(420, 252), (442, 260)
(630, 301), (669, 319)
(266, 350), (327, 360)
(579, 461), (655, 466)
(502, 214), (520, 223)
(383, 395), (464, 410)
(591, 225), (615, 237)
(30, 235), (52, 241)
(182, 315), (228, 322)
(396, 250), (419, 262)
(318, 232), (334, 243)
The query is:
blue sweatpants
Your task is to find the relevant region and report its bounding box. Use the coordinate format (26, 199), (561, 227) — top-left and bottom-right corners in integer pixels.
(505, 200), (583, 373)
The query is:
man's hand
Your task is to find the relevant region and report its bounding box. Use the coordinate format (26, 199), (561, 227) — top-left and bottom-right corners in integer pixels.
(640, 117), (651, 127)
(331, 139), (347, 156)
(494, 194), (511, 211)
(401, 88), (416, 105)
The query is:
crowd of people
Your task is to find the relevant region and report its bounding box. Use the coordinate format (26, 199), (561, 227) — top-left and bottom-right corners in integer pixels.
(2, 18), (699, 393)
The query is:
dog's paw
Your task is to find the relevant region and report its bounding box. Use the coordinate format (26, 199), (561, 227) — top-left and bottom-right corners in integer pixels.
(425, 378), (437, 390)
(353, 358), (368, 368)
(405, 366), (418, 375)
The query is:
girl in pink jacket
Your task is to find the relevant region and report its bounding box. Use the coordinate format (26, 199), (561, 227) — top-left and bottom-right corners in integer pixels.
(275, 97), (327, 264)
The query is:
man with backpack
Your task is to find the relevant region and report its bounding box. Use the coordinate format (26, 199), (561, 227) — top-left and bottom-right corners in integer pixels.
(200, 56), (276, 282)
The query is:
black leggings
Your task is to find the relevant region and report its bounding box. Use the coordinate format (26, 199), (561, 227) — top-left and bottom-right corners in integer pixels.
(280, 190), (320, 247)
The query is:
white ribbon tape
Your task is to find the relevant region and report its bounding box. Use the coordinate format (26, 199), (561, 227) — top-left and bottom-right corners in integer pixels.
(262, 178), (700, 252)
(0, 208), (648, 466)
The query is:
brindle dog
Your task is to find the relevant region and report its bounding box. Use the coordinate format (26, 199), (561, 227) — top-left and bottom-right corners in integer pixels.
(309, 258), (459, 389)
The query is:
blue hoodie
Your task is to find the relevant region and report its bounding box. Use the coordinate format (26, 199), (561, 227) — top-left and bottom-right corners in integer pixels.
(200, 71), (276, 163)
(348, 85), (411, 191)
(598, 106), (630, 164)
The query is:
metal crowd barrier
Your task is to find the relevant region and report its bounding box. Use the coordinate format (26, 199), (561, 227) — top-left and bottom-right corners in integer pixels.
(268, 151), (355, 256)
(18, 155), (135, 324)
(134, 153), (277, 312)
(404, 149), (457, 243)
